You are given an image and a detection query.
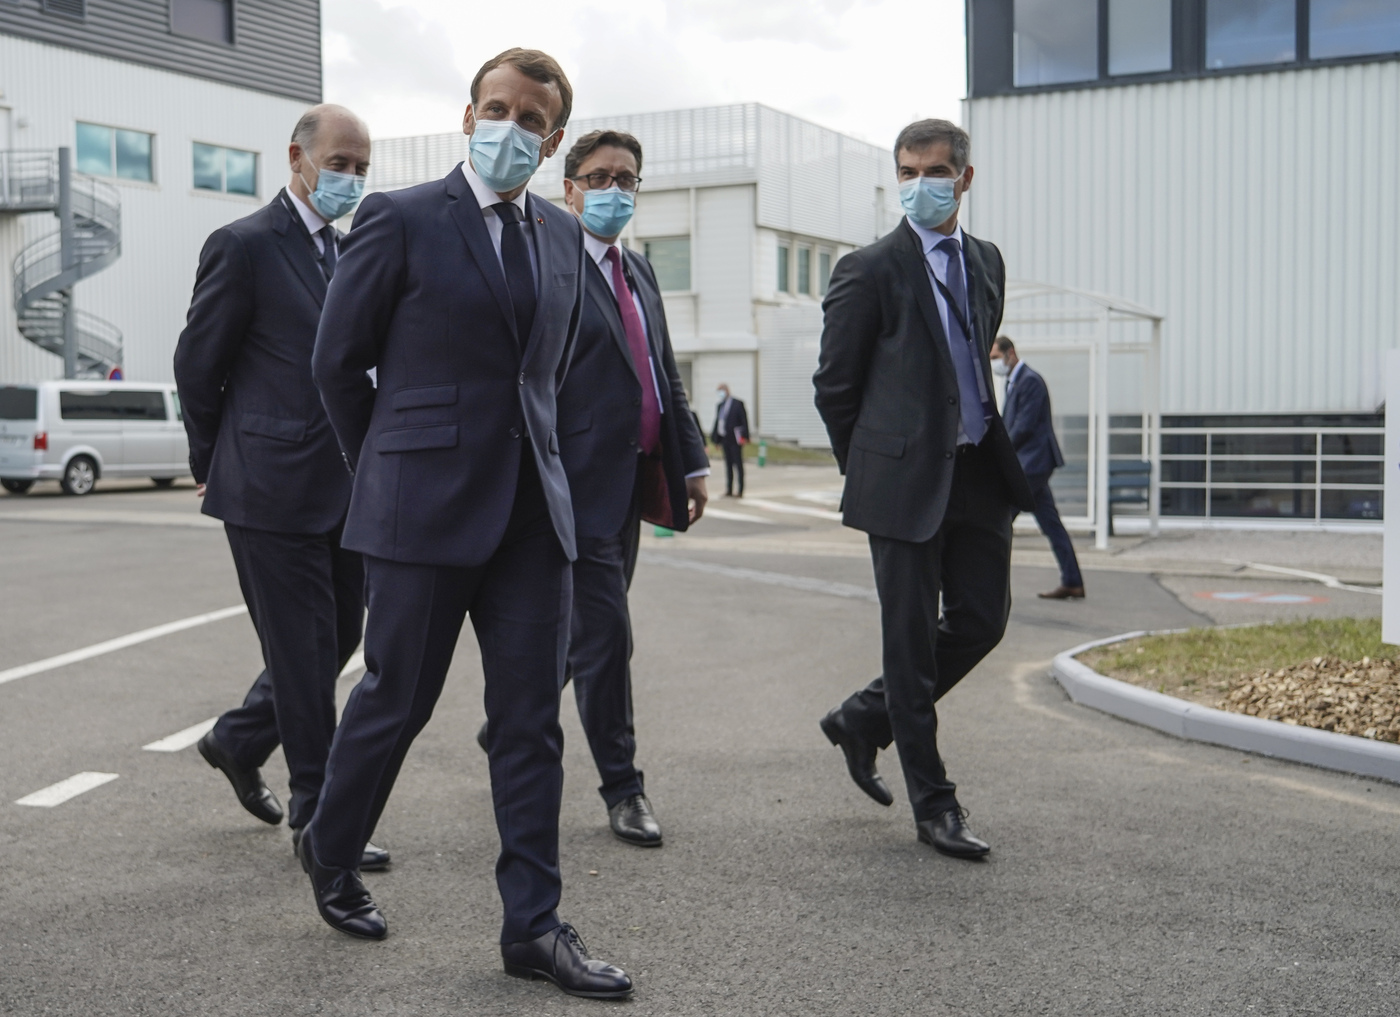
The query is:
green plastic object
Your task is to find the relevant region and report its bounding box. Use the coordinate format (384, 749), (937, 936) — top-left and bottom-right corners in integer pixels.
(757, 439), (767, 467)
(653, 525), (674, 538)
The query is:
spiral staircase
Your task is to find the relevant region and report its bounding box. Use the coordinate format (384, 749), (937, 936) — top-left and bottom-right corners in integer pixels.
(0, 150), (123, 378)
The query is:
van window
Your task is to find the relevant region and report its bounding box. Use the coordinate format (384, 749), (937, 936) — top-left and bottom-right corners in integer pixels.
(0, 386), (38, 420)
(60, 390), (168, 421)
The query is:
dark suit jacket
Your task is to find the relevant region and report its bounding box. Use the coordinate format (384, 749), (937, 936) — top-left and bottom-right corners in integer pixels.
(813, 220), (1034, 543)
(709, 398), (748, 447)
(1002, 364), (1065, 478)
(311, 166), (586, 567)
(557, 246), (708, 538)
(173, 190), (352, 535)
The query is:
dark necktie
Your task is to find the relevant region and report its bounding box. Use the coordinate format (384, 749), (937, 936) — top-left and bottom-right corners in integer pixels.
(492, 202), (537, 347)
(936, 236), (990, 445)
(605, 247), (661, 455)
(317, 225), (337, 280)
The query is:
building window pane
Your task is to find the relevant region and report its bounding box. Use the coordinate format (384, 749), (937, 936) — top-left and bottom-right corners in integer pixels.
(1206, 0), (1296, 69)
(1014, 0), (1099, 87)
(114, 129), (152, 182)
(224, 148), (257, 195)
(171, 0), (233, 44)
(818, 251), (832, 295)
(1310, 0), (1400, 60)
(1109, 0), (1173, 75)
(776, 244), (790, 293)
(797, 247), (811, 295)
(643, 237), (691, 291)
(75, 122), (113, 176)
(192, 143), (223, 191)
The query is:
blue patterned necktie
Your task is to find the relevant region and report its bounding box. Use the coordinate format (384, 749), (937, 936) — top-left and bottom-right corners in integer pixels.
(492, 202), (537, 348)
(936, 236), (990, 445)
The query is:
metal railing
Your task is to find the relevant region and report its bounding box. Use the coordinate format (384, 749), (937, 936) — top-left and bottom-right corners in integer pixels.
(0, 150), (60, 211)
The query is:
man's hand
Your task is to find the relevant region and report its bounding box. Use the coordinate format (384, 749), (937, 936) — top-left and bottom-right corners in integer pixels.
(686, 476), (708, 524)
(196, 483), (207, 498)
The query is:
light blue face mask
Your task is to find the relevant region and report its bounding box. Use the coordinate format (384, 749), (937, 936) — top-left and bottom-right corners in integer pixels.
(579, 186), (635, 239)
(470, 118), (545, 193)
(301, 166), (365, 221)
(899, 174), (961, 230)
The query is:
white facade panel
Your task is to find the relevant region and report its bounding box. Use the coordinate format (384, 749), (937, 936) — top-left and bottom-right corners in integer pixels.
(0, 34), (310, 384)
(632, 189), (690, 239)
(756, 301), (827, 447)
(964, 59), (1400, 416)
(695, 186), (755, 343)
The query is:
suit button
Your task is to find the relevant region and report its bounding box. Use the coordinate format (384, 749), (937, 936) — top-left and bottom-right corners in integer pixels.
(945, 450), (954, 459)
(509, 427), (521, 439)
(518, 372), (526, 385)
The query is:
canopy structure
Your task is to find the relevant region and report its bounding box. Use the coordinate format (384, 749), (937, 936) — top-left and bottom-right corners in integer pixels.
(1000, 282), (1164, 550)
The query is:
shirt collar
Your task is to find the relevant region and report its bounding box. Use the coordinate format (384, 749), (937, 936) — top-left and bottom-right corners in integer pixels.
(461, 160), (529, 218)
(1009, 360), (1026, 385)
(583, 231), (618, 268)
(906, 216), (965, 256)
(286, 188), (329, 234)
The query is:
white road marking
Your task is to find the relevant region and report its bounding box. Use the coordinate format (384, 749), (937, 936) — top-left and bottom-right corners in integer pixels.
(702, 507), (779, 525)
(142, 717), (216, 753)
(742, 497), (844, 522)
(640, 553), (878, 603)
(1224, 559), (1382, 596)
(16, 771), (119, 807)
(0, 605), (248, 688)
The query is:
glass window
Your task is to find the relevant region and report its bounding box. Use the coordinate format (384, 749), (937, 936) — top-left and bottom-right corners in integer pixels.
(60, 390), (167, 421)
(1109, 0), (1173, 75)
(777, 245), (790, 293)
(114, 129), (152, 182)
(1310, 0), (1400, 60)
(171, 0), (233, 44)
(818, 251), (832, 295)
(192, 143), (223, 191)
(194, 143), (258, 196)
(75, 122), (113, 176)
(1321, 489), (1382, 520)
(0, 386), (38, 420)
(797, 247), (812, 296)
(642, 238), (690, 291)
(1206, 0), (1296, 69)
(1014, 0), (1099, 87)
(77, 122), (153, 181)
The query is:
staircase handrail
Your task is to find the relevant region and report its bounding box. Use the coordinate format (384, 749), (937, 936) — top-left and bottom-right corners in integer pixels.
(0, 150), (59, 211)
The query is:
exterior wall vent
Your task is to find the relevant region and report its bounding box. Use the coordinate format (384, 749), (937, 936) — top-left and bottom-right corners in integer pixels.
(42, 0), (87, 18)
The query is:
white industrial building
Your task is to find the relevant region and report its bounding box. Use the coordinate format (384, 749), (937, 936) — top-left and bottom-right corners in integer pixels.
(369, 105), (902, 442)
(0, 1), (322, 384)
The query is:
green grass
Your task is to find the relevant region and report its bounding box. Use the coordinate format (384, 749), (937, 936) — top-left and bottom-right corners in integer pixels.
(731, 440), (836, 466)
(1079, 617), (1390, 694)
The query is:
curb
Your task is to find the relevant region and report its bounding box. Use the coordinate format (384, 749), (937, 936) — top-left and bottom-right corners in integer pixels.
(1051, 631), (1400, 784)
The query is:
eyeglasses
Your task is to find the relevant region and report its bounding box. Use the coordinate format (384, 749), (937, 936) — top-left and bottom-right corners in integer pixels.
(570, 171), (642, 193)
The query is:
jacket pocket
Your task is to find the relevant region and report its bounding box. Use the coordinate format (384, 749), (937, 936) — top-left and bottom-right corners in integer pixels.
(851, 426), (906, 459)
(375, 424), (458, 453)
(240, 413), (307, 442)
(561, 411), (592, 436)
(391, 384), (458, 410)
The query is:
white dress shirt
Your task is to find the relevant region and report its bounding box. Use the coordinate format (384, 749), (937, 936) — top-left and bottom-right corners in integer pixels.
(461, 160), (537, 279)
(286, 189), (334, 256)
(1007, 359), (1026, 393)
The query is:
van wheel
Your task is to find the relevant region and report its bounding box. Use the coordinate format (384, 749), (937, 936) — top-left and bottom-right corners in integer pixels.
(151, 477), (175, 488)
(1, 479), (33, 494)
(61, 456), (97, 496)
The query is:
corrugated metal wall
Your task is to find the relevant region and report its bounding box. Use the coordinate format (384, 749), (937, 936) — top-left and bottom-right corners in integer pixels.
(964, 58), (1400, 415)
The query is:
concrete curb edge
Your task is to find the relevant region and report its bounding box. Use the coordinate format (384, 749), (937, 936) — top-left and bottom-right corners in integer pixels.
(1051, 631), (1400, 784)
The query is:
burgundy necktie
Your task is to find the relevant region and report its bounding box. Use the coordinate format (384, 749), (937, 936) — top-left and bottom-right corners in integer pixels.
(605, 247), (661, 455)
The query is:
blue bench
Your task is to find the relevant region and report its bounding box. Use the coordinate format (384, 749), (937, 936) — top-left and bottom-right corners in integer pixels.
(1108, 460), (1152, 536)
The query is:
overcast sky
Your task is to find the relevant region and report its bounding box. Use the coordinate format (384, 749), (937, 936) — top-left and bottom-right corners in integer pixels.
(321, 0), (968, 150)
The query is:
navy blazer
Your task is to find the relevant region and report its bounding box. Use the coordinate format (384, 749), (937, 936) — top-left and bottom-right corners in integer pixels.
(1001, 363), (1065, 478)
(311, 166), (587, 567)
(173, 190), (352, 535)
(709, 397), (748, 448)
(557, 246), (708, 539)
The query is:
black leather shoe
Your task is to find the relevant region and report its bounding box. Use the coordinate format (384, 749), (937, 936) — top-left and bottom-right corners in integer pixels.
(608, 794), (663, 847)
(197, 731), (283, 825)
(477, 720), (489, 753)
(293, 827), (391, 872)
(819, 707), (893, 807)
(300, 829), (387, 940)
(502, 923), (632, 999)
(916, 807), (990, 859)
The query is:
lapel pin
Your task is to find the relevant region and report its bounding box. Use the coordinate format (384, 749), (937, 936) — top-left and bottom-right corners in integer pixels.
(536, 217), (545, 225)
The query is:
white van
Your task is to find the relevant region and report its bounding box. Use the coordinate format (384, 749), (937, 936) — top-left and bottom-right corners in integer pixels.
(0, 381), (190, 496)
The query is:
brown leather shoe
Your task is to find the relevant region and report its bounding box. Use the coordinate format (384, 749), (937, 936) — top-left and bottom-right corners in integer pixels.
(1038, 585), (1086, 600)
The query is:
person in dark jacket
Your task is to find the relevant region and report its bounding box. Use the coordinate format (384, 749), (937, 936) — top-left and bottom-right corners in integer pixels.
(172, 104), (389, 872)
(709, 384), (748, 496)
(992, 336), (1084, 599)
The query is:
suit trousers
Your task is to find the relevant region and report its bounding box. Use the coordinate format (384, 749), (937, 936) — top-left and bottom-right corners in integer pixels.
(568, 473), (645, 809)
(1025, 472), (1083, 588)
(721, 438), (744, 495)
(212, 521), (364, 829)
(840, 442), (1015, 820)
(305, 452), (572, 945)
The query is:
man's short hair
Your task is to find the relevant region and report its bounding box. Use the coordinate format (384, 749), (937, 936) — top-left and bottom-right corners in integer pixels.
(564, 130), (644, 180)
(994, 335), (1015, 353)
(471, 48), (573, 131)
(894, 119), (971, 170)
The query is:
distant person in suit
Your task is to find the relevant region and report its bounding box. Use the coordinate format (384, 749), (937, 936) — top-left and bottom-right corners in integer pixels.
(992, 336), (1084, 599)
(306, 50), (631, 999)
(172, 104), (389, 873)
(813, 119), (1034, 861)
(710, 384), (748, 496)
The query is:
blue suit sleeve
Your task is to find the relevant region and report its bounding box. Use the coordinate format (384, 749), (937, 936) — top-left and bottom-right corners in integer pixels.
(1006, 373), (1049, 452)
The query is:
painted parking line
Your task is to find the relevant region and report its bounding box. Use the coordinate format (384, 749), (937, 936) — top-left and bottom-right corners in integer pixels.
(16, 772), (119, 808)
(741, 497), (844, 522)
(1195, 591), (1329, 605)
(0, 605), (247, 688)
(703, 507), (779, 525)
(142, 717), (217, 753)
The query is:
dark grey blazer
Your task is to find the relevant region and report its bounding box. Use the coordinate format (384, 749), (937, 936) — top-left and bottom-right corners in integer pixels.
(813, 220), (1034, 543)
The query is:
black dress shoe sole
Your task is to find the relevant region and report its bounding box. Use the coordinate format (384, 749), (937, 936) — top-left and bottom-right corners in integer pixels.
(315, 906), (388, 940)
(504, 963), (634, 999)
(610, 827), (663, 848)
(197, 735), (282, 826)
(916, 829), (990, 860)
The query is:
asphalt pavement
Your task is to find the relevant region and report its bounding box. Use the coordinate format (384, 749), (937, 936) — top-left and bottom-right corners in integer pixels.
(1, 471), (1397, 1016)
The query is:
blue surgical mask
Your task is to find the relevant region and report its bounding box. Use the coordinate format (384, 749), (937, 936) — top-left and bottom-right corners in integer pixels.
(469, 118), (545, 193)
(301, 166), (365, 221)
(900, 174), (961, 230)
(579, 186), (635, 238)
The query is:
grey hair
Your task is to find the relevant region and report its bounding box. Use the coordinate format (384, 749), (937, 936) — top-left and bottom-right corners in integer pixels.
(290, 104), (366, 152)
(893, 119), (971, 170)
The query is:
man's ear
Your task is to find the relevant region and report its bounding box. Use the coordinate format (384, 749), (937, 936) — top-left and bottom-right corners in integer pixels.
(289, 142), (305, 173)
(462, 105), (475, 137)
(540, 127), (566, 160)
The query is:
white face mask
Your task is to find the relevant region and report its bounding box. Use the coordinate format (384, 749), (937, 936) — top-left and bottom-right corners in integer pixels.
(991, 359), (1011, 378)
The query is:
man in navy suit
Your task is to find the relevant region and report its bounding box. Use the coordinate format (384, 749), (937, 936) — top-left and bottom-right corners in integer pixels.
(710, 384), (749, 496)
(173, 104), (389, 872)
(305, 50), (631, 999)
(993, 336), (1084, 599)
